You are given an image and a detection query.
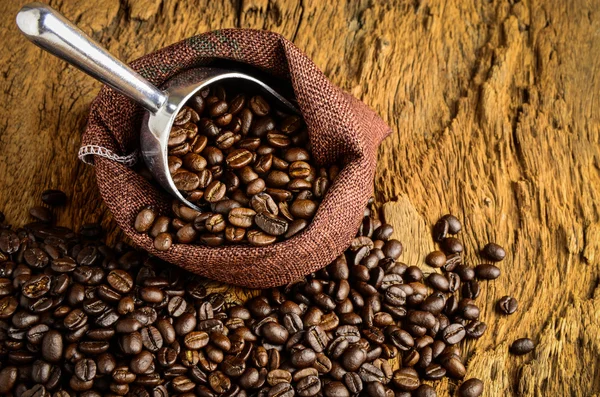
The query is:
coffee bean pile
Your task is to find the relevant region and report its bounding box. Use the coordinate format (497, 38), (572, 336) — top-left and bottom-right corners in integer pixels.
(135, 84), (337, 249)
(0, 191), (533, 397)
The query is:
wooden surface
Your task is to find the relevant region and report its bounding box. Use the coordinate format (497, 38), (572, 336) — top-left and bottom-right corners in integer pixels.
(1, 0), (599, 395)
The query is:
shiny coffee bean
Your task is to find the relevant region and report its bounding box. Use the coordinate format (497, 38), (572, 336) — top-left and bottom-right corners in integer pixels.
(457, 378), (484, 397)
(481, 242), (506, 262)
(497, 296), (518, 314)
(510, 338), (535, 355)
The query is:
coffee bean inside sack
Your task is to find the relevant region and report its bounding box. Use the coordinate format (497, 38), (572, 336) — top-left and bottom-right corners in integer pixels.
(134, 84), (337, 248)
(0, 191), (523, 396)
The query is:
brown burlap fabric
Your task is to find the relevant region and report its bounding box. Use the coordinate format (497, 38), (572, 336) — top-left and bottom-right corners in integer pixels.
(82, 29), (391, 288)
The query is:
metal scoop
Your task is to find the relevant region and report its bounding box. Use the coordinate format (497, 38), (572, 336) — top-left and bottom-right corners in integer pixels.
(16, 2), (297, 210)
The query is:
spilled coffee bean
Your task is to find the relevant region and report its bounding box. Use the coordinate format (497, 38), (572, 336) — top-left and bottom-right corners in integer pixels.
(0, 193), (518, 396)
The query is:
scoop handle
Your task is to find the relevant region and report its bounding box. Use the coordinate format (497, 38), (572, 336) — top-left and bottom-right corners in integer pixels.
(16, 2), (167, 113)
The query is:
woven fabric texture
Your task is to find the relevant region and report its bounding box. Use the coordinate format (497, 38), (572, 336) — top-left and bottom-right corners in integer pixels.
(82, 29), (391, 288)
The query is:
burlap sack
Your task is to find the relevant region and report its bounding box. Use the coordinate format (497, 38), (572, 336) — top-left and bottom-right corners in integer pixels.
(81, 29), (391, 288)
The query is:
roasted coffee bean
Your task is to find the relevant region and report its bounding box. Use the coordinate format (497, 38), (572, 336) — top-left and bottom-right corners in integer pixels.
(30, 205), (53, 223)
(265, 170), (290, 188)
(42, 330), (63, 362)
(497, 295), (518, 314)
(50, 256), (76, 273)
(41, 189), (67, 206)
(228, 207), (256, 228)
(93, 352), (116, 375)
(262, 322), (289, 345)
(0, 366), (18, 393)
(459, 303), (480, 320)
(87, 328), (115, 341)
(183, 331), (209, 349)
(423, 363), (446, 380)
(446, 272), (461, 292)
(441, 214), (461, 234)
(296, 374), (321, 396)
(481, 242), (506, 261)
(381, 239), (402, 260)
(427, 273), (450, 292)
(425, 251), (446, 268)
(290, 347), (317, 368)
(140, 286), (165, 303)
(414, 384), (438, 397)
(388, 328), (414, 351)
(137, 326), (163, 353)
(364, 381), (386, 397)
(440, 237), (463, 254)
(95, 308), (119, 328)
(112, 366), (136, 385)
(205, 213), (226, 233)
(25, 248), (50, 268)
(407, 311), (436, 329)
(266, 188), (293, 202)
(392, 367), (420, 391)
(510, 338), (535, 355)
(107, 269), (133, 293)
(432, 218), (449, 242)
(251, 116), (276, 137)
(204, 181), (227, 203)
(358, 363), (385, 383)
(26, 323), (49, 344)
(278, 201), (294, 221)
(475, 264), (501, 280)
(116, 318), (142, 333)
(465, 320), (487, 339)
(154, 232), (173, 251)
(31, 359), (52, 384)
(74, 358), (97, 382)
(166, 296), (186, 317)
(128, 350), (153, 375)
(250, 192), (278, 215)
(255, 212), (288, 236)
(246, 177), (266, 195)
(248, 95), (270, 116)
(204, 146), (224, 165)
(341, 345), (367, 371)
(457, 378), (484, 397)
(255, 153), (273, 174)
(439, 353), (466, 379)
(134, 207), (157, 233)
(174, 313), (197, 336)
(462, 280), (480, 299)
(384, 285), (407, 306)
(119, 331), (143, 355)
(169, 155), (184, 174)
(442, 323), (466, 345)
(22, 274), (51, 299)
(322, 381), (350, 397)
(247, 230), (276, 246)
(212, 199), (241, 215)
(172, 170), (201, 191)
(267, 368), (292, 386)
(225, 149), (253, 169)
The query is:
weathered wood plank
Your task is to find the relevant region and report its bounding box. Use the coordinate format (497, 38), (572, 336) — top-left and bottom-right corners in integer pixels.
(0, 0), (598, 395)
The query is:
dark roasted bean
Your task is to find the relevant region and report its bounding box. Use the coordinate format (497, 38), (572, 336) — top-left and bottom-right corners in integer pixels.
(510, 338), (535, 355)
(497, 295), (518, 314)
(457, 378), (484, 397)
(392, 367), (420, 391)
(475, 264), (501, 280)
(481, 242), (506, 262)
(425, 251), (446, 268)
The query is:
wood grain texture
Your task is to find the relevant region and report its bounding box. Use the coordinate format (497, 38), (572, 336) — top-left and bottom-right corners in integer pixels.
(1, 0), (599, 395)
